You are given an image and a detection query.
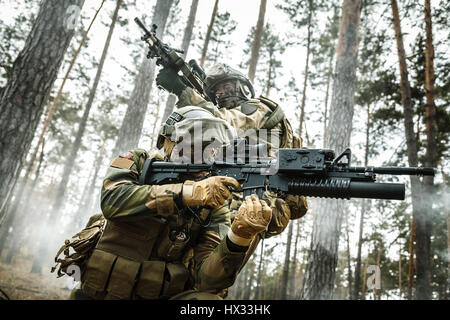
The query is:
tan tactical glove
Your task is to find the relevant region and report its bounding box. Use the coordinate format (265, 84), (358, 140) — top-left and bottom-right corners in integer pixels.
(264, 191), (291, 238)
(182, 176), (241, 209)
(228, 194), (272, 246)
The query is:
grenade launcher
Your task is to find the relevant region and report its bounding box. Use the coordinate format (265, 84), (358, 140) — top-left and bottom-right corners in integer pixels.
(139, 140), (435, 201)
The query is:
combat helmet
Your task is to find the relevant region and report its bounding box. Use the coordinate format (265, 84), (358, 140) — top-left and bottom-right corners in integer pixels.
(157, 106), (237, 161)
(203, 63), (255, 106)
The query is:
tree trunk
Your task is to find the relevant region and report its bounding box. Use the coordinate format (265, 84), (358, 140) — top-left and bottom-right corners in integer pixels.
(362, 255), (369, 300)
(0, 3), (103, 243)
(390, 0), (431, 299)
(289, 220), (301, 299)
(199, 0), (219, 67)
(3, 141), (45, 264)
(298, 0), (313, 138)
(423, 0), (438, 300)
(345, 214), (353, 300)
(160, 0), (199, 124)
(31, 0), (122, 273)
(323, 53), (333, 148)
(253, 241), (264, 299)
(113, 0), (173, 155)
(0, 0), (85, 221)
(301, 0), (361, 300)
(247, 0), (267, 83)
(265, 57), (273, 97)
(280, 221), (293, 300)
(243, 258), (256, 299)
(399, 247), (402, 297)
(441, 167), (450, 300)
(354, 104), (371, 299)
(407, 216), (415, 300)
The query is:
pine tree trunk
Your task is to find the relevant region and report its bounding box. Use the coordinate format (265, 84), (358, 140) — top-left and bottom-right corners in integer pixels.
(160, 0), (199, 123)
(301, 0), (361, 300)
(354, 105), (371, 299)
(323, 53), (333, 148)
(243, 259), (256, 299)
(31, 0), (122, 273)
(253, 242), (264, 299)
(289, 220), (301, 298)
(3, 141), (45, 264)
(441, 167), (450, 300)
(407, 216), (415, 300)
(199, 0), (219, 67)
(399, 248), (402, 297)
(422, 0), (438, 300)
(280, 222), (293, 299)
(362, 255), (369, 300)
(298, 0), (313, 138)
(0, 0), (86, 220)
(113, 0), (173, 155)
(247, 0), (267, 83)
(390, 0), (431, 299)
(346, 214), (353, 299)
(18, 0), (105, 203)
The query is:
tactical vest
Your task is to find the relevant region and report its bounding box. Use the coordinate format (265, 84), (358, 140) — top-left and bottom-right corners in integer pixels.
(80, 207), (215, 300)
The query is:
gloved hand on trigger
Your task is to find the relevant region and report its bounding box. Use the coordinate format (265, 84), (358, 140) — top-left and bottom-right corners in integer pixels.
(264, 191), (291, 237)
(182, 176), (241, 209)
(228, 194), (272, 246)
(156, 67), (187, 96)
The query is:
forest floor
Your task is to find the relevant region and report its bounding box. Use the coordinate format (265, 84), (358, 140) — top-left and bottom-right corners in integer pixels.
(0, 252), (72, 300)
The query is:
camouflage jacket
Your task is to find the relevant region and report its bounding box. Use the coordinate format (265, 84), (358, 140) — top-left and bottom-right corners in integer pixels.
(177, 87), (295, 154)
(82, 149), (247, 299)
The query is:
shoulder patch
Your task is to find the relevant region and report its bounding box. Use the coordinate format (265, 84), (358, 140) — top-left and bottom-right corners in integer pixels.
(120, 152), (133, 159)
(111, 157), (134, 170)
(240, 102), (258, 115)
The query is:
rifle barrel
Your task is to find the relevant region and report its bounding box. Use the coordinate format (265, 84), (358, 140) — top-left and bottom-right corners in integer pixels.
(350, 166), (435, 176)
(134, 17), (151, 36)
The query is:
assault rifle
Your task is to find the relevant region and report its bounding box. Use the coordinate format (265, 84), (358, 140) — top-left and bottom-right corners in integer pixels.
(139, 140), (435, 201)
(134, 17), (208, 99)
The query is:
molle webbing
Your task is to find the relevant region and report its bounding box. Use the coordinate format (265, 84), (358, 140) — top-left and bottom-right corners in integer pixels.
(258, 96), (285, 130)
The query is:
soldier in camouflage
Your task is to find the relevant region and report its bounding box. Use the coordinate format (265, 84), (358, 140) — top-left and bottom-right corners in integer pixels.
(58, 106), (275, 300)
(156, 64), (309, 268)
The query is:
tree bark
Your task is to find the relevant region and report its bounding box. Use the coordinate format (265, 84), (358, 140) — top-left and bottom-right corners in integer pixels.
(113, 0), (173, 155)
(280, 221), (293, 299)
(301, 0), (361, 300)
(323, 53), (333, 148)
(407, 216), (415, 300)
(31, 0), (122, 273)
(345, 214), (353, 299)
(253, 241), (265, 299)
(247, 0), (267, 83)
(298, 0), (313, 138)
(289, 220), (301, 299)
(160, 0), (199, 124)
(354, 104), (371, 299)
(390, 0), (431, 299)
(0, 0), (85, 221)
(199, 0), (219, 67)
(0, 4), (103, 247)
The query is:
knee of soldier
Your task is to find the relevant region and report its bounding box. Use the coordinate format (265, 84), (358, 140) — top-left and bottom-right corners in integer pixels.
(169, 290), (223, 300)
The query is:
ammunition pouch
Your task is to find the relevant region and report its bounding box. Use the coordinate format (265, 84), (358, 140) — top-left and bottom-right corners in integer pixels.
(81, 218), (193, 300)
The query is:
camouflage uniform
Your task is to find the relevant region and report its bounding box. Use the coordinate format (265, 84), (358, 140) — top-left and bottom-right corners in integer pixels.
(176, 86), (308, 221)
(173, 65), (309, 270)
(68, 149), (247, 300)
